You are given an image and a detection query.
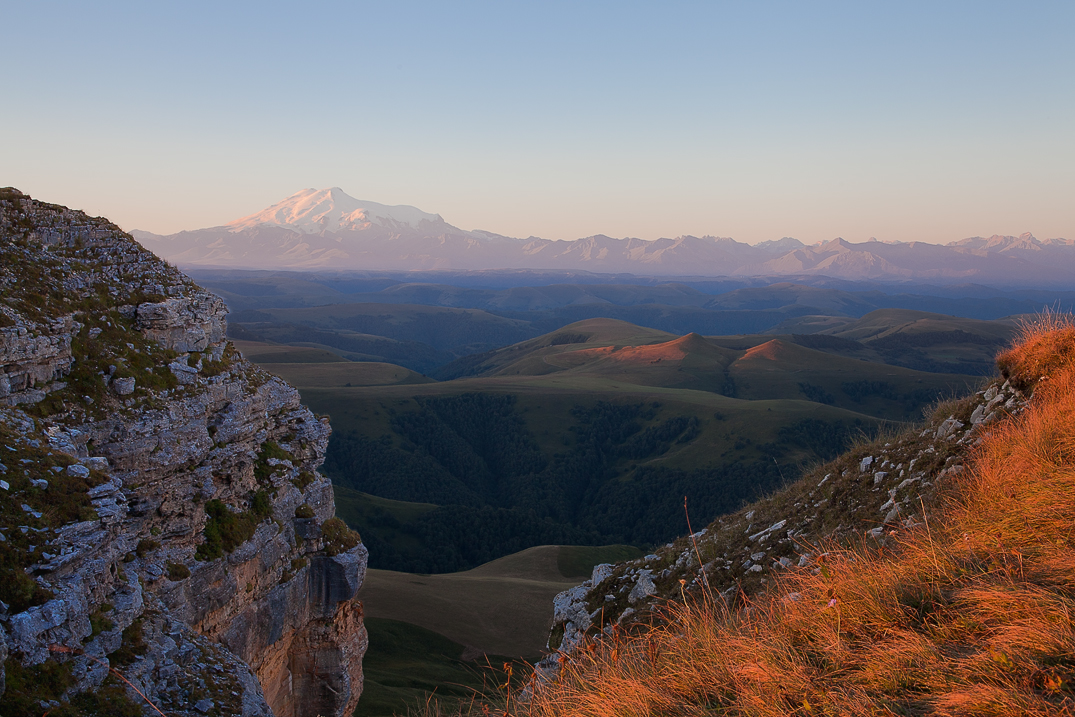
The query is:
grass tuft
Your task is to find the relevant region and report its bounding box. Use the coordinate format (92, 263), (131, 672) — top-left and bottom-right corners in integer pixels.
(996, 309), (1075, 394)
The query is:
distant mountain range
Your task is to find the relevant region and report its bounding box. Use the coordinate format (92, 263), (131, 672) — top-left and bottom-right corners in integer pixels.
(133, 187), (1075, 286)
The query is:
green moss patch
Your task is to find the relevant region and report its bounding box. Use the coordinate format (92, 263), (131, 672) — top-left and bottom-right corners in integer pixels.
(88, 607), (115, 640)
(0, 657), (74, 717)
(292, 469), (316, 491)
(195, 492), (272, 561)
(199, 342), (239, 377)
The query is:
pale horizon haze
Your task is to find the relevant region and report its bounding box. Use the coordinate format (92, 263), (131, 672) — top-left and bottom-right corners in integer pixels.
(3, 1), (1073, 245)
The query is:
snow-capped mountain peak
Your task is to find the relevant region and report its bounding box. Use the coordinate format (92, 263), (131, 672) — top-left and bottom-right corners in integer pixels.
(132, 189), (1073, 285)
(225, 187), (445, 234)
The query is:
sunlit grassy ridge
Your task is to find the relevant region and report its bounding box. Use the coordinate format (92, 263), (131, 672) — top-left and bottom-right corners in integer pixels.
(422, 315), (1075, 716)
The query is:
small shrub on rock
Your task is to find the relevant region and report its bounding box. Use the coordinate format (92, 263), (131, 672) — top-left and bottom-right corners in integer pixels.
(196, 491), (272, 561)
(167, 562), (191, 581)
(134, 538), (159, 558)
(293, 470), (316, 491)
(107, 619), (147, 667)
(322, 517), (361, 557)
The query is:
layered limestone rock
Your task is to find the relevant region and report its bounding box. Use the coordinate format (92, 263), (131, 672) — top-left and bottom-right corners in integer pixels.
(0, 188), (366, 716)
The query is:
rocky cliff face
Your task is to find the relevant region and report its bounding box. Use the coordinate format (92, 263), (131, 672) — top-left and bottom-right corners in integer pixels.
(0, 188), (366, 716)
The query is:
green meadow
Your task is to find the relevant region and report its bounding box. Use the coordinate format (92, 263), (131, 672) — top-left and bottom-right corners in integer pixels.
(354, 544), (640, 717)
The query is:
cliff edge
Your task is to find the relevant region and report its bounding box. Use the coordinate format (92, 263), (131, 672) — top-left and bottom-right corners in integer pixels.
(0, 188), (366, 717)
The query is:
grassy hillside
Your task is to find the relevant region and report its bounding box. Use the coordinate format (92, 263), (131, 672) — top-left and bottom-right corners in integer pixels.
(824, 308), (1017, 375)
(433, 318), (679, 378)
(231, 338), (349, 363)
(355, 545), (640, 717)
(220, 283), (1025, 380)
(256, 361), (433, 387)
(233, 338), (437, 386)
(359, 545), (640, 658)
(732, 309), (1018, 377)
(434, 318), (973, 420)
(308, 374), (871, 470)
(450, 315), (1075, 716)
(307, 377), (880, 571)
(724, 338), (970, 419)
(827, 308), (1015, 341)
(232, 324), (453, 373)
(198, 267), (1063, 392)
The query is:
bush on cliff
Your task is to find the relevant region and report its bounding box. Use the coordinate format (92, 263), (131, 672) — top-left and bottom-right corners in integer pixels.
(195, 491), (272, 561)
(322, 517), (361, 557)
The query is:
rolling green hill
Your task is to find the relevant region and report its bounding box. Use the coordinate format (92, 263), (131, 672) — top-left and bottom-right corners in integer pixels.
(233, 339), (437, 386)
(306, 375), (881, 572)
(723, 338), (970, 419)
(432, 318), (973, 420)
(727, 308), (1018, 376)
(825, 308), (1016, 341)
(822, 308), (1018, 374)
(220, 276), (1025, 379)
(359, 545), (639, 658)
(231, 302), (536, 372)
(354, 544), (641, 717)
(231, 321), (452, 372)
(434, 318), (679, 378)
(231, 338), (349, 363)
(232, 317), (983, 574)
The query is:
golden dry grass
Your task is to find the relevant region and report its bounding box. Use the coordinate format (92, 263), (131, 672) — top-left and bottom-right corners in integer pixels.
(420, 315), (1075, 716)
(996, 309), (1075, 394)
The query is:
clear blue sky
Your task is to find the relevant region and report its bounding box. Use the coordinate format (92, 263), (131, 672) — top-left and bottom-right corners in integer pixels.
(3, 1), (1073, 244)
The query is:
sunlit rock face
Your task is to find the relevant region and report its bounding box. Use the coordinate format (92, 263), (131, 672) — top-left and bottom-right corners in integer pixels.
(0, 188), (365, 717)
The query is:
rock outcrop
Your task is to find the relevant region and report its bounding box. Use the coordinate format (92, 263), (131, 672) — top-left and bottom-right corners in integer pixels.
(0, 188), (366, 716)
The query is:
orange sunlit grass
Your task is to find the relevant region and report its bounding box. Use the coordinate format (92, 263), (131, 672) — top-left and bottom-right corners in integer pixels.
(488, 314), (1075, 716)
